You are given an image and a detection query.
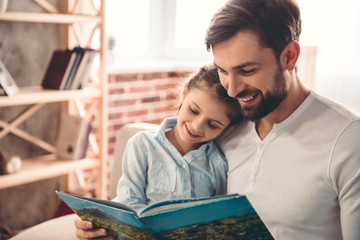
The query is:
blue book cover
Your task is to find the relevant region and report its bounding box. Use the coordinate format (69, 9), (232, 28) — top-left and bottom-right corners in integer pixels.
(56, 191), (273, 239)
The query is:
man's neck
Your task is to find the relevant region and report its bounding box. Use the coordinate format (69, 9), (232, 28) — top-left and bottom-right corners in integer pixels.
(255, 74), (310, 140)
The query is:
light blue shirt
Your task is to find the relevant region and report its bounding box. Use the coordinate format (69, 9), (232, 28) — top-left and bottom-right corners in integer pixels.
(116, 117), (227, 213)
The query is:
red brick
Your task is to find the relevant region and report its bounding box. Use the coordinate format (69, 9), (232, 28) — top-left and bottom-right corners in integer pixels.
(109, 112), (123, 120)
(154, 84), (167, 90)
(108, 136), (116, 145)
(109, 88), (125, 95)
(112, 73), (138, 82)
(155, 82), (183, 91)
(130, 86), (152, 93)
(110, 99), (136, 107)
(127, 109), (148, 117)
(108, 148), (114, 155)
(141, 72), (163, 80)
(142, 96), (161, 103)
(112, 124), (125, 132)
(166, 92), (180, 100)
(168, 71), (192, 78)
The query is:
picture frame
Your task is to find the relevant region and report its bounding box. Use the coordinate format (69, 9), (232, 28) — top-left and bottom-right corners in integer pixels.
(0, 59), (18, 96)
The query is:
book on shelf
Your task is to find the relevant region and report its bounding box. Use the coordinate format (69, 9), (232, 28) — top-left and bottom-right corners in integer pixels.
(0, 59), (19, 96)
(77, 50), (96, 89)
(78, 122), (93, 159)
(70, 48), (96, 90)
(56, 112), (92, 160)
(63, 47), (86, 90)
(56, 191), (274, 240)
(41, 47), (96, 91)
(41, 50), (76, 90)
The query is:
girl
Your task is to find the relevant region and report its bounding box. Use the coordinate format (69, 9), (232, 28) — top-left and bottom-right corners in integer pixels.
(115, 65), (242, 212)
(74, 65), (242, 239)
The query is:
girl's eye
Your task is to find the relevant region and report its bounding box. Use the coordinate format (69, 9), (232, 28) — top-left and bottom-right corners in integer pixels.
(208, 122), (218, 129)
(190, 108), (198, 114)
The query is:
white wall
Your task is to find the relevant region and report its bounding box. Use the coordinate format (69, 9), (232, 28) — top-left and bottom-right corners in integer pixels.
(298, 0), (360, 107)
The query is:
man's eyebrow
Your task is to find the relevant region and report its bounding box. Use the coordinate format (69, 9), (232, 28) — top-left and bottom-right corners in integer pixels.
(214, 62), (261, 71)
(213, 63), (224, 71)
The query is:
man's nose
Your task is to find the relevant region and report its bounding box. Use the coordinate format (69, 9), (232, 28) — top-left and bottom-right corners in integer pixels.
(222, 74), (246, 98)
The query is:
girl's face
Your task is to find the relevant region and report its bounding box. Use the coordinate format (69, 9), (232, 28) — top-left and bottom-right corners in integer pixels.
(174, 87), (231, 151)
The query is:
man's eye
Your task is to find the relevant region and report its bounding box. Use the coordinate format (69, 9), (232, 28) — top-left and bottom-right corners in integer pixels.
(217, 68), (227, 74)
(241, 68), (255, 75)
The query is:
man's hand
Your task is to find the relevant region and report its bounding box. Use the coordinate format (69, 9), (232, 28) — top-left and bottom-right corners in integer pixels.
(74, 217), (115, 240)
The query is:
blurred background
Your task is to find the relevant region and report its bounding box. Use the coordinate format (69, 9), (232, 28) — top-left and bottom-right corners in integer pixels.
(106, 0), (360, 107)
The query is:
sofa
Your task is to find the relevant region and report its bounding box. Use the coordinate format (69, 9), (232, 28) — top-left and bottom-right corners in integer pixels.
(9, 123), (159, 240)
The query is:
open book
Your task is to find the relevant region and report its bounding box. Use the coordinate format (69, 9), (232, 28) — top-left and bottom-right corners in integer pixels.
(56, 191), (273, 239)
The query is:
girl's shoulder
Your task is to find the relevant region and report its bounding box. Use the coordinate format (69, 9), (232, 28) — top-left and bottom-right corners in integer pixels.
(128, 129), (158, 143)
(206, 140), (228, 165)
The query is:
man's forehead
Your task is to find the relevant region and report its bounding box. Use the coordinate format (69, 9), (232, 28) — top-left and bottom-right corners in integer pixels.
(212, 32), (274, 69)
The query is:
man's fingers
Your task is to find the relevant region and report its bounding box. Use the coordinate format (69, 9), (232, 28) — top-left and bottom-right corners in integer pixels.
(74, 217), (93, 230)
(75, 228), (107, 239)
(74, 217), (115, 239)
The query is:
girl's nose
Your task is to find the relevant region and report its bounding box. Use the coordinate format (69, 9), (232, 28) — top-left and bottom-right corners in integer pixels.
(192, 117), (205, 133)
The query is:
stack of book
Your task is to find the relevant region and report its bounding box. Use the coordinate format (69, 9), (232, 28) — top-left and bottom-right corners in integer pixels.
(41, 47), (97, 90)
(56, 111), (93, 160)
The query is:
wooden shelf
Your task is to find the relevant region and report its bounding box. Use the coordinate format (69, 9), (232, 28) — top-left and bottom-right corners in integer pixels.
(0, 12), (102, 24)
(0, 86), (101, 106)
(0, 155), (100, 189)
(0, 0), (108, 198)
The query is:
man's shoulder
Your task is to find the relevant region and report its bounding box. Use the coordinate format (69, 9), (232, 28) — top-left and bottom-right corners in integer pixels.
(311, 91), (360, 122)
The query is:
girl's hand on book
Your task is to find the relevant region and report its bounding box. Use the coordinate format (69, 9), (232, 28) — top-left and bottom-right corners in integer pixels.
(74, 217), (115, 240)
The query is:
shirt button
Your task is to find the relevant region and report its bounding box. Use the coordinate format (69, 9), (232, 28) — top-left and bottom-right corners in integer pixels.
(182, 164), (186, 168)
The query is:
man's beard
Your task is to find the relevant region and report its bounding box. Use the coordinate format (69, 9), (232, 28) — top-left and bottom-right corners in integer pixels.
(241, 64), (287, 121)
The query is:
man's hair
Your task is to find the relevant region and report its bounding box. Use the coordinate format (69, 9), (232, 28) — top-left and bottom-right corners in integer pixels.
(205, 0), (301, 58)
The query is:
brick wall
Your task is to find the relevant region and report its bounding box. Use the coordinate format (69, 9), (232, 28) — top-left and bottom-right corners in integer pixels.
(107, 71), (192, 157)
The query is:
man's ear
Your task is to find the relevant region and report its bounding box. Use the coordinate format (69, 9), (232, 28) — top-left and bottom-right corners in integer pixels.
(282, 41), (300, 71)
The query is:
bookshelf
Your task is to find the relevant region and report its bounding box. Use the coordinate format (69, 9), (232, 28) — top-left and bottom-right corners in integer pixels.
(0, 1), (108, 199)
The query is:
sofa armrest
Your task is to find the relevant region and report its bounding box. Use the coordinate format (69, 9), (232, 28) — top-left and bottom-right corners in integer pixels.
(109, 123), (159, 199)
(9, 214), (78, 240)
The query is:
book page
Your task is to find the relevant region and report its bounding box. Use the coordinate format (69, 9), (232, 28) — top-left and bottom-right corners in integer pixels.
(139, 194), (239, 217)
(63, 193), (137, 214)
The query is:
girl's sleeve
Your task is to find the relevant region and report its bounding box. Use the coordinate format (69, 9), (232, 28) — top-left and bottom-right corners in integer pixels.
(116, 133), (149, 212)
(212, 150), (228, 195)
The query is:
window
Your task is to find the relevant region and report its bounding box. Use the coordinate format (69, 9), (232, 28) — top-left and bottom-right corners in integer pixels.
(167, 0), (227, 60)
(106, 0), (150, 60)
(106, 0), (226, 63)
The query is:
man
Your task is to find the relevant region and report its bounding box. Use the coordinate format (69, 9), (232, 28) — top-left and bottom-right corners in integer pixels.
(207, 0), (360, 239)
(74, 0), (360, 239)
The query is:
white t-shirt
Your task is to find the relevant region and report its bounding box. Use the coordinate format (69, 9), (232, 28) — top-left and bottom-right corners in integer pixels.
(218, 91), (360, 240)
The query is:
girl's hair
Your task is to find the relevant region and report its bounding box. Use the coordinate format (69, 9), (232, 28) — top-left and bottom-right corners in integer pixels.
(205, 0), (301, 59)
(182, 65), (242, 124)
